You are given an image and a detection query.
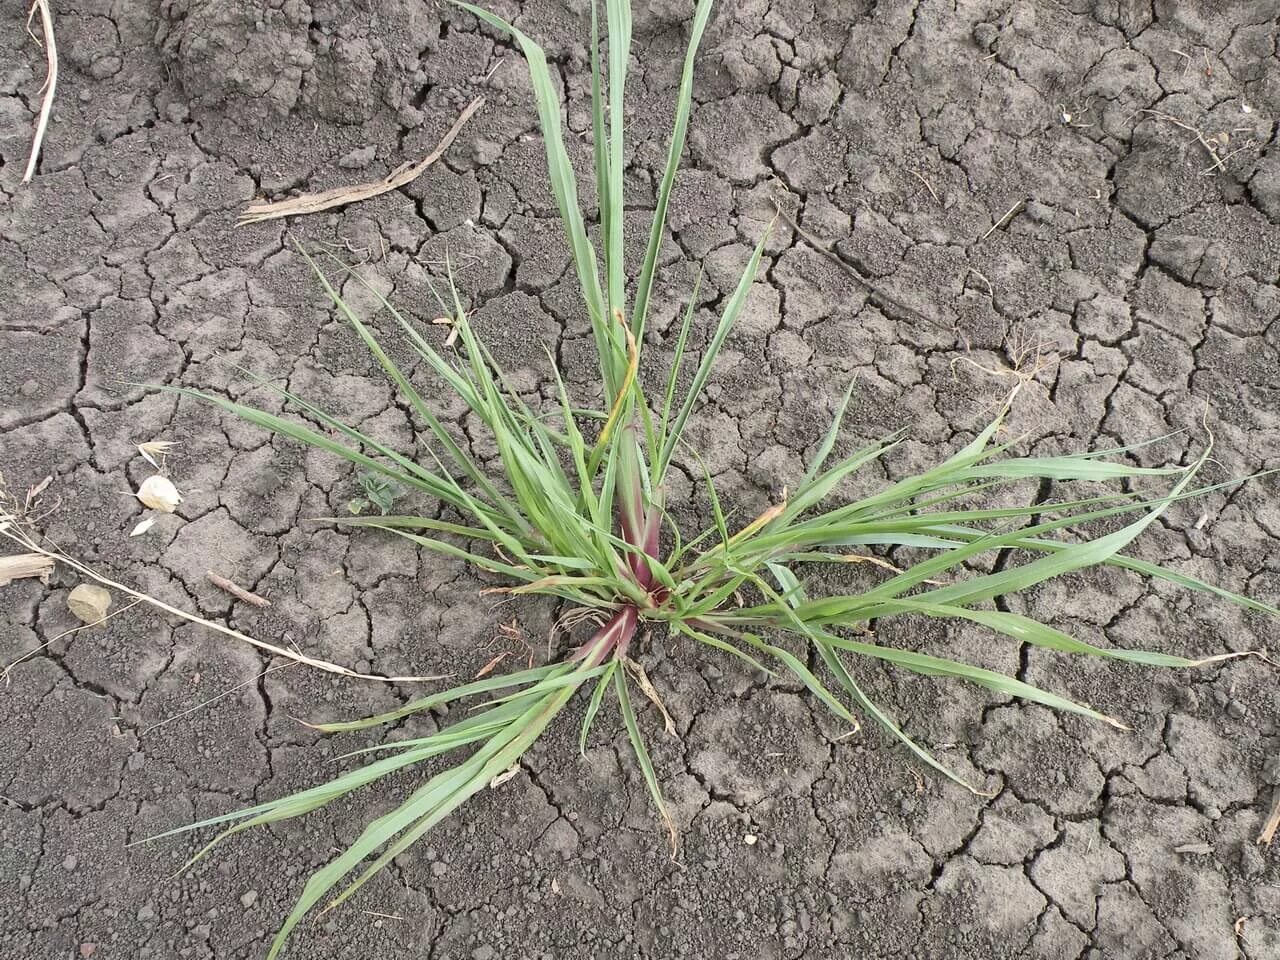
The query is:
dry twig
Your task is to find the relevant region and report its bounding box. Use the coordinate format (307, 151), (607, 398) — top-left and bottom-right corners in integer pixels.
(22, 0), (57, 184)
(237, 97), (485, 225)
(206, 570), (271, 608)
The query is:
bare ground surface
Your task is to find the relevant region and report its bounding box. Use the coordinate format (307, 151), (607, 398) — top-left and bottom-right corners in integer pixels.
(3, 1), (1280, 958)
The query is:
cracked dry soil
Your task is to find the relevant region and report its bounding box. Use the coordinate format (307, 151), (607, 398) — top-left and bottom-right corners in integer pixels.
(3, 1), (1280, 958)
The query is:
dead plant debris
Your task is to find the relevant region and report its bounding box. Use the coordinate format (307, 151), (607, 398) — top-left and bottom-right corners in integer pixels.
(1137, 108), (1260, 176)
(237, 96), (485, 226)
(1259, 789), (1280, 847)
(138, 440), (179, 469)
(136, 475), (182, 513)
(0, 552), (54, 586)
(21, 0), (58, 184)
(0, 485), (439, 683)
(206, 570), (271, 608)
(771, 190), (950, 330)
(129, 516), (157, 538)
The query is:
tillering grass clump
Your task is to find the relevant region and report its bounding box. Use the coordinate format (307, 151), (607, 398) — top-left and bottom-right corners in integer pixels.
(153, 2), (1275, 955)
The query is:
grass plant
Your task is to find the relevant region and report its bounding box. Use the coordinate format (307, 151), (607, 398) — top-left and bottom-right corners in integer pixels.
(151, 2), (1275, 955)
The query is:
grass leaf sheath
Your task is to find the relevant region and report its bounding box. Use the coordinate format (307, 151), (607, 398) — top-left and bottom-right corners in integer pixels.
(156, 1), (1277, 955)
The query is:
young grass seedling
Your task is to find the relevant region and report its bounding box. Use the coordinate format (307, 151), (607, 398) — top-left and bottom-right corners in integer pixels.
(151, 2), (1278, 956)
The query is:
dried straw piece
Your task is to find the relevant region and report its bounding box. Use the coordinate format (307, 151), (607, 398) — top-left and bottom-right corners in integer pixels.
(625, 656), (676, 736)
(1260, 789), (1280, 847)
(237, 97), (485, 226)
(22, 0), (58, 184)
(138, 440), (179, 469)
(0, 552), (54, 586)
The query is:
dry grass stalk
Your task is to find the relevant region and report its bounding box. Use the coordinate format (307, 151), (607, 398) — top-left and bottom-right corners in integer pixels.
(909, 169), (941, 204)
(3, 598), (144, 683)
(237, 97), (485, 225)
(1137, 108), (1258, 177)
(22, 0), (57, 184)
(0, 516), (439, 683)
(980, 198), (1025, 241)
(139, 660), (297, 735)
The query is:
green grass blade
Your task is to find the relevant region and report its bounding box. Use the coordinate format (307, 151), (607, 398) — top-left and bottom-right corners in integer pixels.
(604, 0), (631, 317)
(632, 0), (714, 342)
(267, 679), (576, 959)
(614, 667), (677, 853)
(736, 630), (860, 729)
(309, 664), (567, 732)
(580, 660), (618, 754)
(589, 0), (610, 291)
(657, 225), (772, 481)
(869, 599), (1201, 667)
(297, 245), (520, 517)
(800, 375), (858, 489)
(905, 453), (1207, 610)
(169, 386), (476, 513)
(812, 636), (991, 795)
(964, 457), (1184, 481)
(674, 621), (776, 676)
(695, 451), (730, 548)
(766, 562), (989, 793)
(655, 269), (702, 480)
(451, 1), (616, 391)
(932, 527), (1280, 618)
(820, 632), (1126, 728)
(317, 514), (503, 542)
